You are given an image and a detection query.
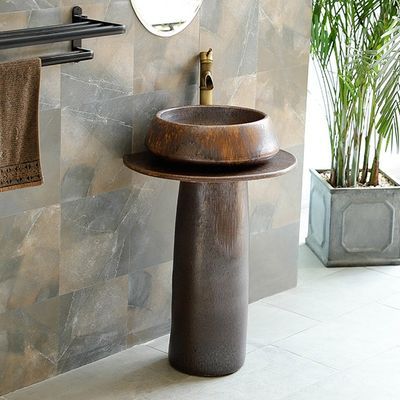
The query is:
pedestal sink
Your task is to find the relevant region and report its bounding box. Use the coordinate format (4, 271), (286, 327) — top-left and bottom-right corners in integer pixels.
(124, 105), (296, 377)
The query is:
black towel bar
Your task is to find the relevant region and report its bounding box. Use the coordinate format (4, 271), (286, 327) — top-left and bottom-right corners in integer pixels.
(40, 48), (94, 67)
(0, 6), (126, 66)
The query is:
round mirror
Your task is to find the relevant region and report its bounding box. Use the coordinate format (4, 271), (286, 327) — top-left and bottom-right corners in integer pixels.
(131, 0), (203, 37)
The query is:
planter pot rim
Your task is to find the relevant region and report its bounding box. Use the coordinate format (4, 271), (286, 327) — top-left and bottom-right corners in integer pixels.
(309, 168), (400, 192)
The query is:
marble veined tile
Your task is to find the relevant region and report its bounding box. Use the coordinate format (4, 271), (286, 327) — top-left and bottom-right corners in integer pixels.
(60, 178), (177, 294)
(0, 297), (59, 395)
(133, 11), (199, 94)
(61, 1), (134, 108)
(0, 205), (60, 312)
(60, 189), (133, 294)
(257, 0), (311, 73)
(57, 276), (128, 374)
(200, 0), (259, 80)
(127, 261), (172, 345)
(60, 96), (133, 202)
(0, 0), (59, 12)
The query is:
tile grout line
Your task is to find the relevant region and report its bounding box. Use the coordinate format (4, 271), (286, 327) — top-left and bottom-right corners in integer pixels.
(268, 298), (389, 335)
(373, 290), (400, 304)
(296, 267), (345, 287)
(267, 323), (324, 350)
(245, 346), (264, 355)
(365, 266), (400, 279)
(276, 343), (400, 400)
(297, 265), (363, 286)
(337, 344), (400, 375)
(277, 373), (340, 400)
(145, 344), (168, 355)
(375, 302), (400, 312)
(270, 344), (340, 372)
(320, 298), (398, 321)
(275, 339), (400, 378)
(258, 301), (323, 323)
(262, 297), (379, 323)
(264, 302), (385, 352)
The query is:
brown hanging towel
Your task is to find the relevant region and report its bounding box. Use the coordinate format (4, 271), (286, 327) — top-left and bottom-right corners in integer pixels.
(0, 58), (43, 192)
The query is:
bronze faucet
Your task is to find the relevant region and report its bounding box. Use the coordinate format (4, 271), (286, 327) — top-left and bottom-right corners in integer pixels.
(200, 48), (214, 105)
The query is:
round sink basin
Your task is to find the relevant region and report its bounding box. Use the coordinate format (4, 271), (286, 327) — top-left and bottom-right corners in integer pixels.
(145, 105), (279, 165)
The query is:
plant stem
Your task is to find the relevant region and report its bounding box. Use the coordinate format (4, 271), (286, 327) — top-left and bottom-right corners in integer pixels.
(360, 89), (377, 184)
(369, 134), (383, 186)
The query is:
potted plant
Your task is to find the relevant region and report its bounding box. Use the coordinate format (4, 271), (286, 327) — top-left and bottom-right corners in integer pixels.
(307, 0), (400, 266)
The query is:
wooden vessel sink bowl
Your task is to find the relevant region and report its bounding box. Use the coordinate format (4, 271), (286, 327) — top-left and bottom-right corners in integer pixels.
(145, 105), (279, 165)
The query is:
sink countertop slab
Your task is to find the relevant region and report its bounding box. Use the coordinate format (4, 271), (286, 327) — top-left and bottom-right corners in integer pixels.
(123, 150), (296, 183)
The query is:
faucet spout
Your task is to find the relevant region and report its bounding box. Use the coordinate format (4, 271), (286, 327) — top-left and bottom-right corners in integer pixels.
(200, 48), (214, 105)
(201, 71), (214, 90)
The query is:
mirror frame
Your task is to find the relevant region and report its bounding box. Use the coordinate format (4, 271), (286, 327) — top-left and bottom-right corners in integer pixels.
(131, 0), (203, 37)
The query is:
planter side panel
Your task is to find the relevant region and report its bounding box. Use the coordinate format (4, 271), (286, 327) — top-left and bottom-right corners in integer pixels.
(329, 188), (400, 266)
(306, 171), (331, 264)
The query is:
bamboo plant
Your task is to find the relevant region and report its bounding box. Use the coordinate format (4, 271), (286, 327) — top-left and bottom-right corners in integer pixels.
(311, 0), (400, 187)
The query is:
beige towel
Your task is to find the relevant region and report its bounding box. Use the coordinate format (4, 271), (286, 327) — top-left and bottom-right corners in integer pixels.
(0, 58), (43, 192)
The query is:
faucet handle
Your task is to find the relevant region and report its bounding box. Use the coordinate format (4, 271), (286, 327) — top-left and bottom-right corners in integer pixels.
(200, 48), (213, 63)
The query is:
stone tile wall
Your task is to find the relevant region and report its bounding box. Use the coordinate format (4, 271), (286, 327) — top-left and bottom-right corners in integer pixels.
(0, 0), (311, 394)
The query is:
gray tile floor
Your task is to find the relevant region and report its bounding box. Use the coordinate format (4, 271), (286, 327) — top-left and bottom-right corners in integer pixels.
(5, 245), (400, 400)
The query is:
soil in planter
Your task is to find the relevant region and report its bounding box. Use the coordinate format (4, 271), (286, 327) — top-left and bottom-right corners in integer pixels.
(320, 171), (398, 188)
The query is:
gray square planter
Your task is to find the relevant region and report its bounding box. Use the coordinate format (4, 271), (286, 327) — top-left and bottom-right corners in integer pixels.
(306, 169), (400, 267)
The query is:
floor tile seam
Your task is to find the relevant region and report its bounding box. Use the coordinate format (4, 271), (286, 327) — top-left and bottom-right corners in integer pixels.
(276, 346), (400, 400)
(373, 287), (400, 300)
(291, 266), (361, 291)
(269, 324), (322, 347)
(273, 374), (338, 400)
(326, 299), (398, 322)
(360, 267), (400, 279)
(296, 266), (382, 289)
(269, 344), (340, 372)
(375, 301), (400, 311)
(142, 343), (400, 384)
(271, 342), (340, 371)
(336, 344), (400, 375)
(245, 344), (267, 355)
(365, 267), (400, 279)
(370, 301), (400, 314)
(274, 367), (352, 400)
(276, 342), (400, 377)
(268, 298), (384, 326)
(260, 298), (325, 326)
(295, 268), (348, 287)
(145, 344), (168, 355)
(296, 270), (343, 287)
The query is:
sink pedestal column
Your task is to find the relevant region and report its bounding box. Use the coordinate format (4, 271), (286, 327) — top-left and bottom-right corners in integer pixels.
(123, 150), (297, 377)
(169, 182), (249, 376)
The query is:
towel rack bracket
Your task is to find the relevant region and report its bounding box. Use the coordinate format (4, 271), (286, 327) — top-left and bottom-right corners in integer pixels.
(71, 6), (83, 51)
(72, 6), (84, 21)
